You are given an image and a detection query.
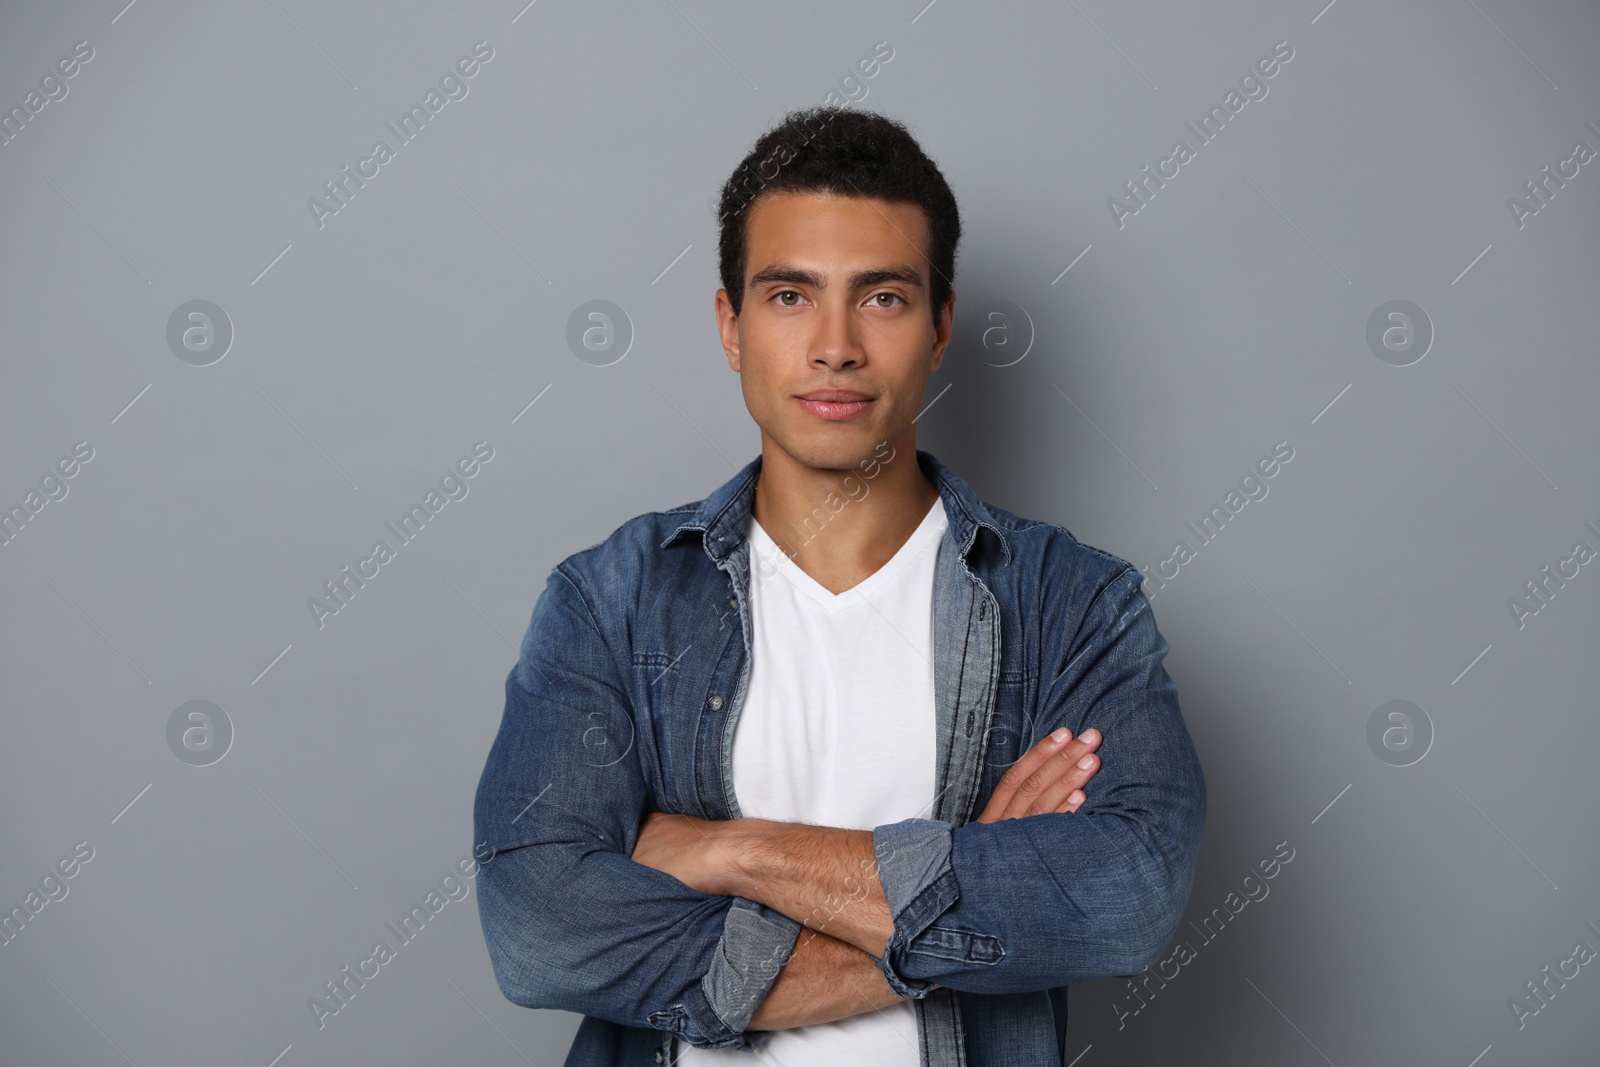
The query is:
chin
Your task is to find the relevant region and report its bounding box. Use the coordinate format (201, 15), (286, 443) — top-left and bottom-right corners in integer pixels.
(778, 430), (881, 473)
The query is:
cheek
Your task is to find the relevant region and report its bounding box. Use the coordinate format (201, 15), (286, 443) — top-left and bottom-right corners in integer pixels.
(736, 342), (771, 386)
(738, 358), (783, 421)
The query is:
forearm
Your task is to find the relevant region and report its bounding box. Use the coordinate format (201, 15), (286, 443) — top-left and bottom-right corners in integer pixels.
(747, 927), (906, 1030)
(729, 819), (896, 960)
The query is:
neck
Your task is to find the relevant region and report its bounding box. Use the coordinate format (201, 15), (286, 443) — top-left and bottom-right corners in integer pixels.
(749, 429), (939, 595)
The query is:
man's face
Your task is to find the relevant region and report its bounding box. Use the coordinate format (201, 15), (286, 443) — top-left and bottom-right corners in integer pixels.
(716, 191), (954, 472)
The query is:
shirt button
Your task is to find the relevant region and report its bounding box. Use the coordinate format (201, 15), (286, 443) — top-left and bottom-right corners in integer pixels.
(707, 694), (724, 711)
(655, 1051), (664, 1063)
(728, 597), (737, 608)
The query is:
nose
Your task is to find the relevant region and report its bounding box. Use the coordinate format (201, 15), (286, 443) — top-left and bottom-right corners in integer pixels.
(810, 302), (865, 371)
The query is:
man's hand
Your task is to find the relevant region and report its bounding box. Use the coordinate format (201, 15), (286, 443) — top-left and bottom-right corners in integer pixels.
(631, 810), (741, 895)
(975, 727), (1102, 823)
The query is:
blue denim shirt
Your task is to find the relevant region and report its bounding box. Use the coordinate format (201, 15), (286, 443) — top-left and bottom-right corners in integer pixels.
(473, 448), (1206, 1066)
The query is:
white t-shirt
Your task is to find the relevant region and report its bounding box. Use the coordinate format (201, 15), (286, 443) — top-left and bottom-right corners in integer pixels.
(678, 496), (947, 1067)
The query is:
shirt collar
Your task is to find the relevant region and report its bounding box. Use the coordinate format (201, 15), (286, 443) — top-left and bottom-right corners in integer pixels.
(659, 448), (1013, 567)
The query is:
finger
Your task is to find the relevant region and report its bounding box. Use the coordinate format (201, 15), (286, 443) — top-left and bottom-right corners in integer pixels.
(1000, 728), (1101, 820)
(995, 731), (1094, 820)
(1045, 787), (1087, 815)
(979, 728), (1075, 822)
(1026, 747), (1101, 817)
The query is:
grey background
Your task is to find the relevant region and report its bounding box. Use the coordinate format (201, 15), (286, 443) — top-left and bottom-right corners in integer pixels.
(2, 1), (1597, 1064)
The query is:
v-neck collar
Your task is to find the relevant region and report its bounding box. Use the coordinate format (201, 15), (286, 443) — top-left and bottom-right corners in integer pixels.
(747, 497), (947, 614)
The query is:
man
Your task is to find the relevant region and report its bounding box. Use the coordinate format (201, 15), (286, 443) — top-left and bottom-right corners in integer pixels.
(474, 107), (1206, 1067)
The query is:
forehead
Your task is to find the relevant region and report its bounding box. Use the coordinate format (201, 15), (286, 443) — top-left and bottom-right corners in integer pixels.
(743, 191), (930, 277)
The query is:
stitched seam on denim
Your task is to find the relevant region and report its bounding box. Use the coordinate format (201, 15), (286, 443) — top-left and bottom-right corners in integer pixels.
(878, 852), (959, 997)
(694, 612), (744, 819)
(1022, 520), (1138, 574)
(910, 925), (1006, 965)
(936, 586), (972, 822)
(949, 987), (969, 1067)
(899, 866), (960, 943)
(682, 978), (743, 1048)
(961, 584), (1001, 826)
(919, 990), (944, 1067)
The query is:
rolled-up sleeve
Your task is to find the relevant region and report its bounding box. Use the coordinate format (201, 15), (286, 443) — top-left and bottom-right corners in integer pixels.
(474, 564), (802, 1049)
(870, 820), (959, 998)
(869, 566), (1206, 996)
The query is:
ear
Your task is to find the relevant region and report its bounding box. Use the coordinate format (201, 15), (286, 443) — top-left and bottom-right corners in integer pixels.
(928, 290), (956, 373)
(715, 288), (742, 371)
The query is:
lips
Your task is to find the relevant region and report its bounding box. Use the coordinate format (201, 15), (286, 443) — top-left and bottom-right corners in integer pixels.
(798, 390), (873, 402)
(796, 389), (874, 421)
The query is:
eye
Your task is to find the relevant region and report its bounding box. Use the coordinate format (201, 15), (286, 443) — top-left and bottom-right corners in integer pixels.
(871, 292), (905, 308)
(773, 289), (805, 307)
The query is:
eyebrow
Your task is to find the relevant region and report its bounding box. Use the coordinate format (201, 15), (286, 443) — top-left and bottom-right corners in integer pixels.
(747, 263), (926, 293)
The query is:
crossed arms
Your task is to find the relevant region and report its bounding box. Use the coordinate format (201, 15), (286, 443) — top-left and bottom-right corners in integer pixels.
(473, 563), (1205, 1051)
(628, 723), (1108, 1030)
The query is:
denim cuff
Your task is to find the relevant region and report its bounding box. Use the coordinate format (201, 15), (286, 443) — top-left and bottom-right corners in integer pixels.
(648, 981), (746, 1050)
(649, 897), (801, 1050)
(871, 817), (961, 999)
(705, 897), (803, 1034)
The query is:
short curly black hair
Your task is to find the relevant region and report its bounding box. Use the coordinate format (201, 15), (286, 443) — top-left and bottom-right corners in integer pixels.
(715, 107), (962, 327)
